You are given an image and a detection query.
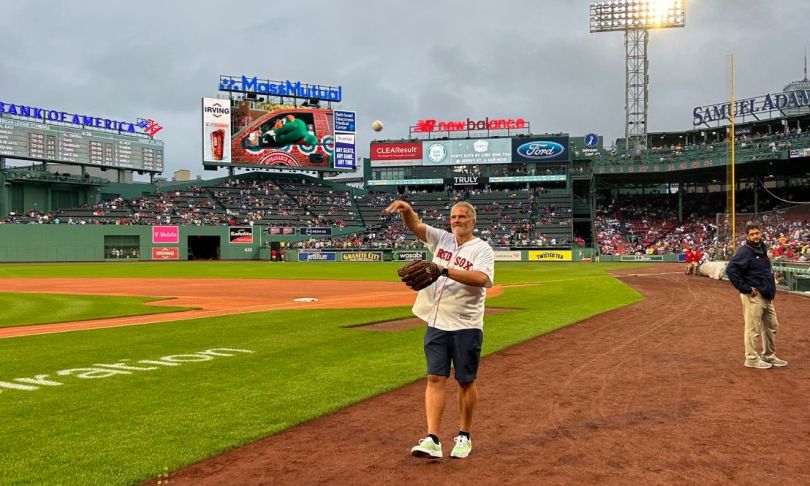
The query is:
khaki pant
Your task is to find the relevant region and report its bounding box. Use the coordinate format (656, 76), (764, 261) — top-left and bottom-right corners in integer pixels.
(740, 293), (779, 362)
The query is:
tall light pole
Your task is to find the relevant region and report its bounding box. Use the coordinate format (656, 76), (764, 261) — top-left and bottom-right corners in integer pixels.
(590, 0), (686, 154)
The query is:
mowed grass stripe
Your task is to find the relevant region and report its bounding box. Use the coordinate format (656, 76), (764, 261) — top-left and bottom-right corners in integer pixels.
(0, 293), (192, 327)
(0, 261), (642, 282)
(0, 263), (644, 485)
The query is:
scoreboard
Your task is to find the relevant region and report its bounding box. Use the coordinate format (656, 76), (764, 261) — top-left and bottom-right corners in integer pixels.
(0, 115), (164, 172)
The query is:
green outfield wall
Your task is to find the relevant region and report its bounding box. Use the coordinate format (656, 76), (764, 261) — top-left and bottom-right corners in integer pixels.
(0, 225), (261, 262)
(0, 224), (652, 264)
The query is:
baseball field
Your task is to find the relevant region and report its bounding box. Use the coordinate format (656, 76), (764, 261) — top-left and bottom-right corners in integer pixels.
(1, 262), (808, 485)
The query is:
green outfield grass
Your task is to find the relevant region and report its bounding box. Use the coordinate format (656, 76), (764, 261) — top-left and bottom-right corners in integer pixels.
(0, 293), (192, 328)
(0, 262), (645, 485)
(0, 260), (640, 282)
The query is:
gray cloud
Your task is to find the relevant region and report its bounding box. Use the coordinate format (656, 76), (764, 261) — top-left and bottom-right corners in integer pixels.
(1, 0), (806, 178)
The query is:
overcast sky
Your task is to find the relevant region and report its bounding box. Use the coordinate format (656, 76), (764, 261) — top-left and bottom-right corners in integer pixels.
(1, 0), (807, 179)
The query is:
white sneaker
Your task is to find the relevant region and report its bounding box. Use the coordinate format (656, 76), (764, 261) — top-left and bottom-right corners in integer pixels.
(762, 356), (788, 367)
(450, 435), (472, 458)
(744, 359), (773, 369)
(411, 437), (442, 458)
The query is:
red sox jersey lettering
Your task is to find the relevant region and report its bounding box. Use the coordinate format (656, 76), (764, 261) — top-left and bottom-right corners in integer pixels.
(454, 256), (473, 270)
(435, 249), (473, 270)
(436, 249), (453, 262)
(412, 225), (495, 331)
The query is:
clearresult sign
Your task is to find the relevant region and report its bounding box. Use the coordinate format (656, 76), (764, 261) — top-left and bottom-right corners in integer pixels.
(370, 142), (423, 167)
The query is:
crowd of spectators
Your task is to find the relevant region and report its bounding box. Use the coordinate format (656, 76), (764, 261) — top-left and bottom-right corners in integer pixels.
(0, 178), (581, 249)
(599, 128), (810, 166)
(5, 173), (807, 259)
(595, 192), (810, 261)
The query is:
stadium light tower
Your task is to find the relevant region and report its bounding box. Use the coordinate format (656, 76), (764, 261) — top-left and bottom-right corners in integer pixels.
(590, 0), (686, 154)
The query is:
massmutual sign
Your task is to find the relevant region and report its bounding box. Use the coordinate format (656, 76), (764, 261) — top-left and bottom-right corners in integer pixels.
(693, 88), (810, 127)
(218, 75), (342, 102)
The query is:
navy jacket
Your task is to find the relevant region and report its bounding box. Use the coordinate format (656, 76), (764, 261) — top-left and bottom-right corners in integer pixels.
(725, 242), (776, 300)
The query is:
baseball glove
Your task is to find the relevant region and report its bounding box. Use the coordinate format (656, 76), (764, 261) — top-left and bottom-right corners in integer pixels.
(397, 260), (441, 291)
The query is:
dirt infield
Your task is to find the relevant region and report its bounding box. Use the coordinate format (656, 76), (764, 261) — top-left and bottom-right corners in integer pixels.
(0, 278), (500, 338)
(152, 266), (810, 485)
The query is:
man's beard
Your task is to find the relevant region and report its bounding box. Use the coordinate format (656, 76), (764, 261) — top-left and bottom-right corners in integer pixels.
(748, 238), (761, 247)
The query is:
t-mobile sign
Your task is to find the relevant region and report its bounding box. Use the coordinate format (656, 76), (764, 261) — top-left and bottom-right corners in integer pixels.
(152, 225), (179, 244)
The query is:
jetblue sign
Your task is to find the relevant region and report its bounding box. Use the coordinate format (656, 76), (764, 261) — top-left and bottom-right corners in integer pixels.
(511, 136), (569, 162)
(0, 100), (154, 136)
(298, 251), (337, 262)
(219, 75), (342, 102)
(693, 89), (810, 127)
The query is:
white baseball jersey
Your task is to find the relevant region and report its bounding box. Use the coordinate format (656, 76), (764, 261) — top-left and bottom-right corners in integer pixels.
(412, 224), (495, 331)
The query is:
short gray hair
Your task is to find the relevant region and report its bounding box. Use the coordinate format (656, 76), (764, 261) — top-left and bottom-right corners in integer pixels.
(451, 201), (477, 222)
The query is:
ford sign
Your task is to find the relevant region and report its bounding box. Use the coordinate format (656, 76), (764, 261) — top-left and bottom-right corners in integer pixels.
(516, 141), (565, 160)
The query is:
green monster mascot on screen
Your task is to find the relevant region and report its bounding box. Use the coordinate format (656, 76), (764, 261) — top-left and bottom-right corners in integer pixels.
(263, 115), (317, 147)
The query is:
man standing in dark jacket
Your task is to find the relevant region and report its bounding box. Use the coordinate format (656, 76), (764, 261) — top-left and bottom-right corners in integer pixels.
(726, 223), (787, 369)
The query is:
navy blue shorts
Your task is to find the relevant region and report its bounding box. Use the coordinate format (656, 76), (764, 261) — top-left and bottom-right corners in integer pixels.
(423, 326), (483, 384)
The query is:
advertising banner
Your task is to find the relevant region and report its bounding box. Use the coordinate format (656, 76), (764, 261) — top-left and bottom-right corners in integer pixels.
(393, 251), (427, 261)
(0, 99), (164, 172)
(151, 247), (179, 260)
(448, 175), (487, 187)
(370, 142), (423, 167)
(366, 178), (442, 186)
(333, 110), (356, 169)
(494, 250), (522, 261)
(568, 133), (603, 158)
(528, 250), (572, 261)
(789, 148), (810, 158)
(300, 227), (332, 236)
(268, 227), (295, 235)
(152, 225), (179, 244)
(298, 251), (337, 262)
(511, 136), (569, 163)
(423, 138), (511, 165)
(621, 254), (665, 262)
(218, 75), (341, 101)
(202, 98), (232, 163)
(229, 226), (254, 244)
(340, 251), (383, 262)
(489, 175), (566, 183)
(595, 158), (725, 175)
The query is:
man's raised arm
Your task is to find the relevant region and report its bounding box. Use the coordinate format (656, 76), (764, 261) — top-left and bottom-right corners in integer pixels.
(384, 200), (427, 242)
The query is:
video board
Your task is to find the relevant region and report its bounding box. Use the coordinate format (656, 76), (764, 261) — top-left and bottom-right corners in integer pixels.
(202, 98), (355, 171)
(0, 115), (164, 172)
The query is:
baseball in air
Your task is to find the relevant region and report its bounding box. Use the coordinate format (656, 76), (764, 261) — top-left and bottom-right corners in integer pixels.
(372, 120), (384, 132)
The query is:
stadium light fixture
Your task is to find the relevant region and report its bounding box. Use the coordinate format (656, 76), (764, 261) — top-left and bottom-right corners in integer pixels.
(590, 0), (685, 32)
(590, 0), (686, 153)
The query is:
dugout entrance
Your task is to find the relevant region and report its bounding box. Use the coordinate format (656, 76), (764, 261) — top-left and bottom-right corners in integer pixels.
(188, 236), (220, 260)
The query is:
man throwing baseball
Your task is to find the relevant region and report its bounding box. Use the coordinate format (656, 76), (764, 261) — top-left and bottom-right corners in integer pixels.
(385, 199), (495, 460)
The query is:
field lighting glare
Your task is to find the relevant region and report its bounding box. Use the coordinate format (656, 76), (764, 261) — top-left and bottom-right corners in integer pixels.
(590, 0), (685, 32)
